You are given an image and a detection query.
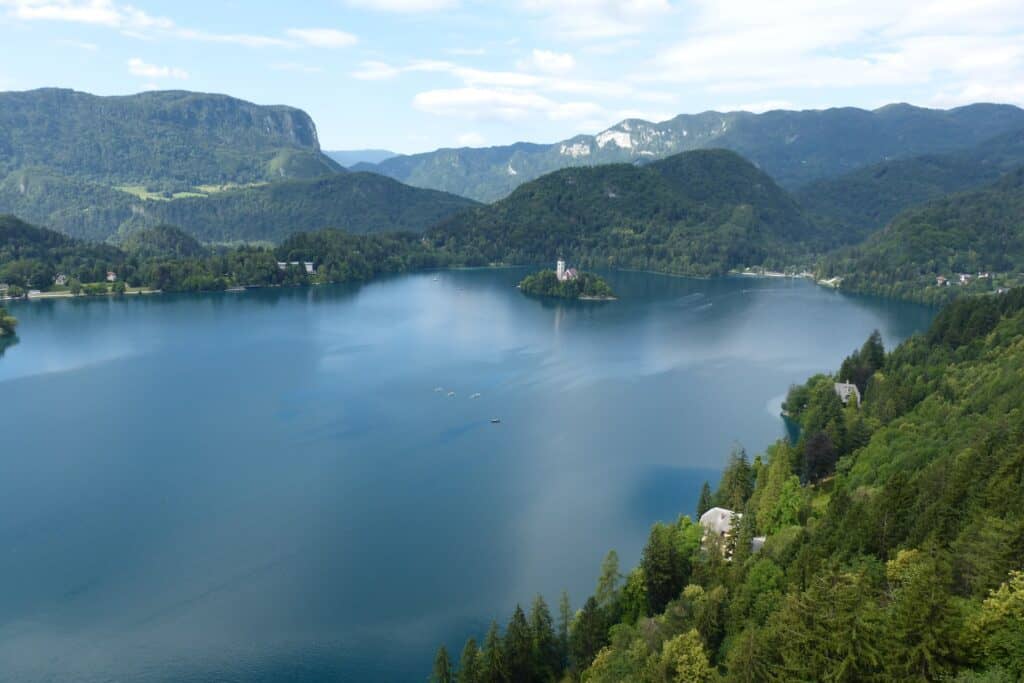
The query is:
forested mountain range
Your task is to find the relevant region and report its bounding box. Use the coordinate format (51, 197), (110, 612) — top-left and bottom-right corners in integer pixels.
(0, 89), (341, 187)
(796, 127), (1024, 245)
(356, 103), (1024, 201)
(0, 167), (476, 243)
(822, 168), (1024, 303)
(433, 286), (1024, 683)
(427, 149), (814, 276)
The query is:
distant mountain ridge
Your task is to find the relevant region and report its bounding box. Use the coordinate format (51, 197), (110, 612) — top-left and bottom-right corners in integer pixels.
(796, 127), (1024, 246)
(357, 103), (1024, 201)
(0, 89), (342, 187)
(325, 149), (398, 167)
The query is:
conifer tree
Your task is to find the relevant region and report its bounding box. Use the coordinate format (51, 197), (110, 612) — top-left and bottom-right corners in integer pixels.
(458, 638), (482, 683)
(504, 605), (533, 682)
(481, 621), (508, 683)
(431, 645), (453, 683)
(697, 481), (713, 517)
(595, 550), (622, 608)
(529, 595), (560, 680)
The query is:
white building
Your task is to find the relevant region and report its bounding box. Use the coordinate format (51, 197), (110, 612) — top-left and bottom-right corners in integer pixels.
(834, 381), (862, 407)
(556, 259), (578, 282)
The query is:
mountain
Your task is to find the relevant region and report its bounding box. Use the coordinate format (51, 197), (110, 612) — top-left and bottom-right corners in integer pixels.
(428, 149), (815, 276)
(325, 149), (398, 167)
(0, 168), (477, 243)
(824, 168), (1024, 303)
(0, 89), (342, 187)
(123, 172), (477, 243)
(797, 127), (1024, 245)
(357, 103), (1024, 202)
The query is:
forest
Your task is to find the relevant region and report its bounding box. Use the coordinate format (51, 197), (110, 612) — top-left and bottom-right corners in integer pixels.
(0, 217), (456, 295)
(430, 288), (1024, 682)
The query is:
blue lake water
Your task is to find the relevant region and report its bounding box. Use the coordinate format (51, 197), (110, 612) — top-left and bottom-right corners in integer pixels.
(0, 269), (933, 681)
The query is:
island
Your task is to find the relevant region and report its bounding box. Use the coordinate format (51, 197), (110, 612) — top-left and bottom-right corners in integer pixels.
(518, 260), (616, 300)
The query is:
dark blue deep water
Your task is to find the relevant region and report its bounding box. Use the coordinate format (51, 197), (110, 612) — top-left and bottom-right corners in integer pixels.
(0, 269), (933, 681)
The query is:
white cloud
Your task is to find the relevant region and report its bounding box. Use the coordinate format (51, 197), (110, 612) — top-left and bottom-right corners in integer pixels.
(285, 27), (357, 48)
(352, 60), (401, 80)
(638, 0), (1024, 108)
(345, 0), (457, 11)
(0, 1), (356, 49)
(520, 0), (673, 40)
(413, 86), (602, 122)
(445, 47), (485, 56)
(174, 28), (291, 48)
(520, 49), (575, 74)
(0, 0), (171, 28)
(127, 57), (187, 80)
(457, 131), (486, 146)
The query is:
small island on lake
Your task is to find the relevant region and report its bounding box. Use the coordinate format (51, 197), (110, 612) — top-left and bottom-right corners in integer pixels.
(519, 260), (616, 300)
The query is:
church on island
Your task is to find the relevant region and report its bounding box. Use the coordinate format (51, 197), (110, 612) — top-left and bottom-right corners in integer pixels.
(556, 259), (579, 282)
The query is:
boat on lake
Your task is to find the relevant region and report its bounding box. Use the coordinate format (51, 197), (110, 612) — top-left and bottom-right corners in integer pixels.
(490, 418), (501, 424)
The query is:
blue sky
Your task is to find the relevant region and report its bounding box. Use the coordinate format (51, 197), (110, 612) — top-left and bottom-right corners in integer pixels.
(1, 0), (1023, 153)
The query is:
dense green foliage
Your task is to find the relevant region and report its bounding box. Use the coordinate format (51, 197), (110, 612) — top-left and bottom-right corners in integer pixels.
(796, 128), (1024, 246)
(0, 88), (339, 186)
(361, 103), (1024, 201)
(0, 304), (15, 337)
(429, 150), (816, 277)
(438, 288), (1024, 681)
(0, 215), (456, 295)
(129, 172), (477, 243)
(0, 168), (477, 243)
(519, 270), (615, 299)
(822, 169), (1024, 304)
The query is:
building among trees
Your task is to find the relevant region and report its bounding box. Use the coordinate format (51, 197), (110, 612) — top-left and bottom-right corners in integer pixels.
(555, 259), (579, 282)
(833, 380), (861, 406)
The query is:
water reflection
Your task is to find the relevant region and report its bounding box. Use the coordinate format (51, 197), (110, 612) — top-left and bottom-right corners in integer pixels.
(0, 270), (934, 682)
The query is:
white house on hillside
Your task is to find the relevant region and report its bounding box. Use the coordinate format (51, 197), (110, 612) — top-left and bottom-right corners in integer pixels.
(834, 381), (861, 407)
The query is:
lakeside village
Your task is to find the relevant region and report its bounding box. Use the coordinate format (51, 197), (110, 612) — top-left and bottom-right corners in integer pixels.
(733, 265), (1018, 294)
(0, 260), (317, 302)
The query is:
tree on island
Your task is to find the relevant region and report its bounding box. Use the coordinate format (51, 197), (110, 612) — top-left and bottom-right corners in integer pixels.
(519, 269), (615, 299)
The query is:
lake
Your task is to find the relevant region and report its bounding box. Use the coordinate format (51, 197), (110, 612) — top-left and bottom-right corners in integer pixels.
(0, 269), (933, 681)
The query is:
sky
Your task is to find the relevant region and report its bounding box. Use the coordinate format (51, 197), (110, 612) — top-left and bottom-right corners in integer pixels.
(1, 0), (1023, 153)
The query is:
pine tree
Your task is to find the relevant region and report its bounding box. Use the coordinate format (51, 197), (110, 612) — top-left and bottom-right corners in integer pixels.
(504, 605), (533, 682)
(697, 481), (713, 517)
(641, 523), (685, 614)
(481, 621), (508, 683)
(458, 638), (482, 683)
(557, 590), (571, 669)
(595, 549), (622, 608)
(569, 596), (607, 674)
(431, 645), (453, 683)
(529, 594), (560, 681)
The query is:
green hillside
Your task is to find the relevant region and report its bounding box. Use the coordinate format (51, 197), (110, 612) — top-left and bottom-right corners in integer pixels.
(797, 127), (1024, 245)
(0, 169), (476, 243)
(822, 169), (1024, 303)
(0, 88), (341, 186)
(428, 149), (815, 276)
(434, 288), (1024, 682)
(131, 172), (478, 243)
(361, 103), (1024, 201)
